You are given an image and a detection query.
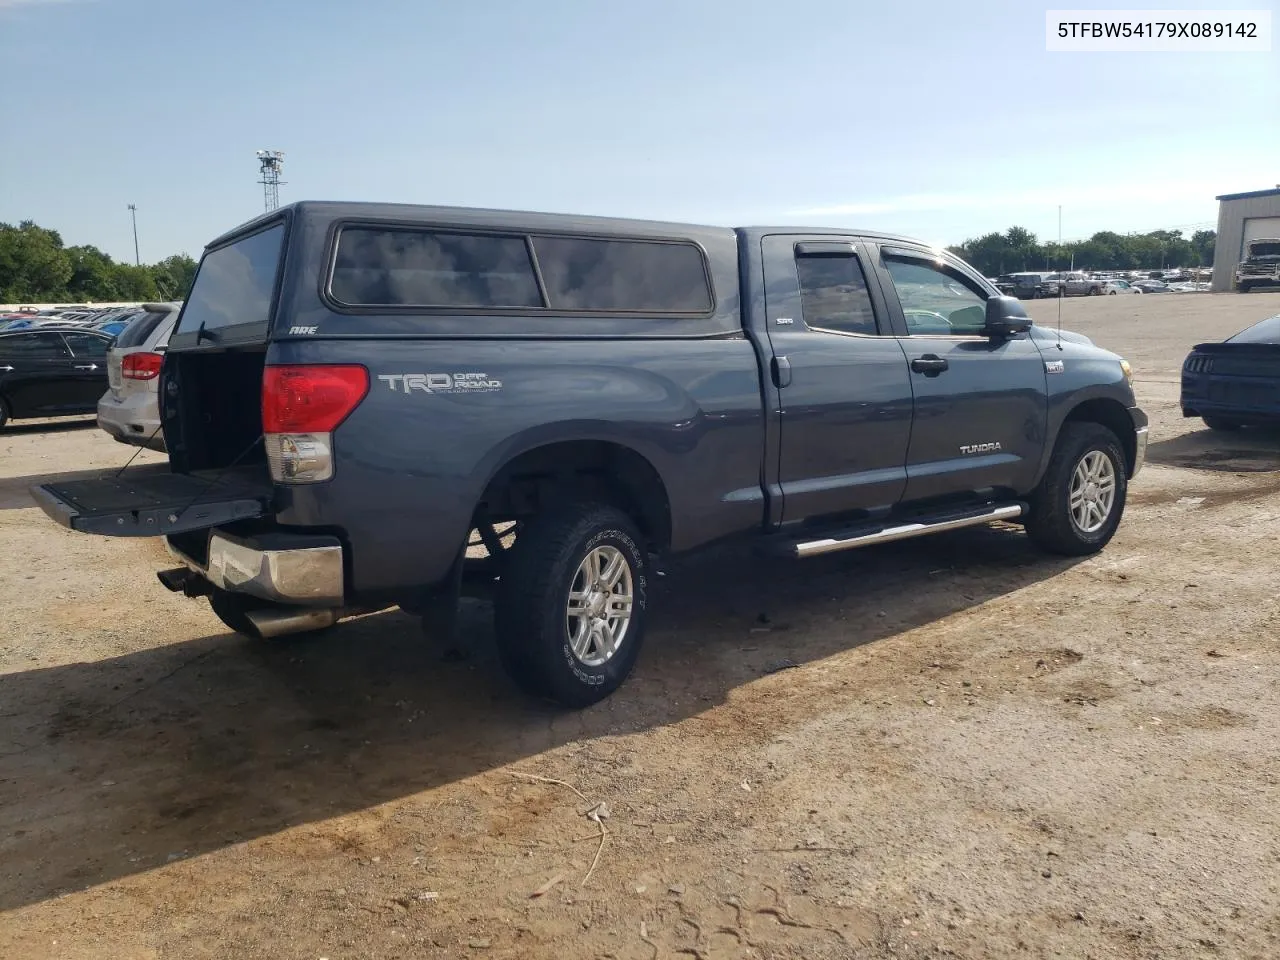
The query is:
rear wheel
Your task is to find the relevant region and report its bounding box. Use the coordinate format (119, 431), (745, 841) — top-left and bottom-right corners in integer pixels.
(1203, 416), (1243, 432)
(1089, 286), (1101, 296)
(495, 502), (648, 707)
(0, 396), (9, 430)
(1025, 423), (1127, 556)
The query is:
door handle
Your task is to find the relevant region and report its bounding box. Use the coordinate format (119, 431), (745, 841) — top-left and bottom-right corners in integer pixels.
(75, 364), (99, 371)
(910, 355), (949, 376)
(771, 355), (792, 388)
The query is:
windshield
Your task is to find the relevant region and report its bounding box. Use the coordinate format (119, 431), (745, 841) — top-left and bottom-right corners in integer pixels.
(114, 309), (171, 348)
(1229, 314), (1280, 344)
(1247, 241), (1280, 258)
(177, 223), (284, 335)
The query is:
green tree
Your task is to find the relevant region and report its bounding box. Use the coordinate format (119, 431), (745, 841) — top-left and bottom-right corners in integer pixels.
(1191, 229), (1216, 266)
(66, 244), (125, 301)
(0, 221), (73, 301)
(149, 254), (198, 300)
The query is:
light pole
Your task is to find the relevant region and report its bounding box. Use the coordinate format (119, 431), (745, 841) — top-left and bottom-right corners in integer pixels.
(127, 204), (140, 266)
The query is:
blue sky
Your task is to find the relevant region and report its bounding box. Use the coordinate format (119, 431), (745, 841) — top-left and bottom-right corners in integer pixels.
(1, 0), (1276, 263)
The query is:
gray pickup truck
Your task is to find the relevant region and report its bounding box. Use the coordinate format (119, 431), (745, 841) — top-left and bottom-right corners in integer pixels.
(34, 202), (1148, 706)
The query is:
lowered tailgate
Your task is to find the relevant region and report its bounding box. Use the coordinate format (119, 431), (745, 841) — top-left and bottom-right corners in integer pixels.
(32, 463), (272, 537)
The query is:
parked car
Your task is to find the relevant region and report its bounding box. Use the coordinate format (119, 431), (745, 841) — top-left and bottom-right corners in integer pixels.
(0, 327), (113, 429)
(1104, 280), (1143, 295)
(1235, 238), (1280, 292)
(1060, 272), (1107, 297)
(97, 302), (181, 451)
(1132, 279), (1170, 293)
(33, 202), (1147, 706)
(994, 273), (1043, 299)
(1181, 313), (1280, 431)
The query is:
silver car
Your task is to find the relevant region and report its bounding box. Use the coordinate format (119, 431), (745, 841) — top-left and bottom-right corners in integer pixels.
(97, 302), (181, 451)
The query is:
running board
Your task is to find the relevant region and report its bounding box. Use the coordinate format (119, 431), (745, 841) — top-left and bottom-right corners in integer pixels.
(791, 503), (1026, 559)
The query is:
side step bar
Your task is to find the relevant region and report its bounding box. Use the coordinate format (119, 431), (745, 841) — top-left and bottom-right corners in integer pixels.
(791, 503), (1026, 559)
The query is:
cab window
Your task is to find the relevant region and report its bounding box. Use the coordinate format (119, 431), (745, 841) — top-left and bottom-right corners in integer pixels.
(883, 257), (987, 336)
(795, 253), (880, 336)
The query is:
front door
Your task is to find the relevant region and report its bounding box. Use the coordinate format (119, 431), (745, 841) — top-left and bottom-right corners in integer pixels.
(0, 332), (78, 417)
(870, 245), (1049, 503)
(761, 235), (914, 524)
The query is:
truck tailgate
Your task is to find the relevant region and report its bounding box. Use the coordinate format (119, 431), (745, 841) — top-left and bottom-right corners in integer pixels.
(32, 464), (272, 537)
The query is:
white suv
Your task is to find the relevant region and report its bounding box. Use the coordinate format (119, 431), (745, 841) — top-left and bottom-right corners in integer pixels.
(97, 302), (181, 451)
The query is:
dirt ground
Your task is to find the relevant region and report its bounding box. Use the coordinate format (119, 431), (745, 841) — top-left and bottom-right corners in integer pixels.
(3, 291), (1280, 960)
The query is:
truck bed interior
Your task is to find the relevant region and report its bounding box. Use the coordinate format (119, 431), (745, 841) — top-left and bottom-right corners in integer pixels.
(164, 350), (268, 473)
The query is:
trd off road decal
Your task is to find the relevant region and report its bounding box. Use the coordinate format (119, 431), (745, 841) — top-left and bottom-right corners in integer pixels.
(377, 373), (503, 395)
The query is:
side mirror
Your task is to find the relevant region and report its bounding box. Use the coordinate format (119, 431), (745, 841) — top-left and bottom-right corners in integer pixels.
(984, 296), (1032, 338)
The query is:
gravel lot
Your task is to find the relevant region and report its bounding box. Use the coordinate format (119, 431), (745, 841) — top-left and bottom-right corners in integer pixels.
(3, 291), (1280, 960)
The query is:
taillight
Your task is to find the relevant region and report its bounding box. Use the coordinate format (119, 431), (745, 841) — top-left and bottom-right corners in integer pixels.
(121, 352), (163, 380)
(262, 365), (368, 484)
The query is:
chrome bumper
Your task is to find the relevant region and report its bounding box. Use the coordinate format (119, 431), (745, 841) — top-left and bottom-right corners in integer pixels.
(169, 532), (344, 607)
(1132, 426), (1149, 478)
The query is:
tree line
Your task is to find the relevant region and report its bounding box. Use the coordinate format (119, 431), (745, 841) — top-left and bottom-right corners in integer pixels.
(0, 221), (198, 304)
(947, 226), (1217, 277)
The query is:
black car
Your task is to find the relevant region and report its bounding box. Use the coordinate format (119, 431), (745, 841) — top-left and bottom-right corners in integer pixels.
(0, 327), (113, 429)
(1182, 313), (1280, 430)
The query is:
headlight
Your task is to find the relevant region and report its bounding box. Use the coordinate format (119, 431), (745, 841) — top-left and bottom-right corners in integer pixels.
(1119, 359), (1133, 382)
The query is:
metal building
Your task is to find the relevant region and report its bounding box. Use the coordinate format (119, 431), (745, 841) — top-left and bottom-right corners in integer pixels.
(1211, 187), (1280, 292)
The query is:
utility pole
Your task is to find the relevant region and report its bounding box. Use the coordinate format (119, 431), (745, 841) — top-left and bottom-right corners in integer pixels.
(127, 204), (140, 265)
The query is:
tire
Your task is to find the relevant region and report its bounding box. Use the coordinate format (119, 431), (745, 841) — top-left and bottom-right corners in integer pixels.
(1089, 286), (1101, 296)
(1108, 290), (1117, 295)
(1239, 283), (1252, 293)
(0, 396), (9, 430)
(1203, 416), (1243, 432)
(1025, 422), (1128, 557)
(495, 502), (649, 707)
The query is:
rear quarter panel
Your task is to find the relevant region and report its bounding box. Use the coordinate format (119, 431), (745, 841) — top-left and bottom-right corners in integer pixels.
(268, 338), (766, 593)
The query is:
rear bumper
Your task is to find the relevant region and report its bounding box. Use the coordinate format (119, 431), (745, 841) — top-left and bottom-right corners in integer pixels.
(167, 529), (345, 607)
(98, 393), (165, 451)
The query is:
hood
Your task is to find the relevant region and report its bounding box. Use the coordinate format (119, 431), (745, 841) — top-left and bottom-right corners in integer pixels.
(1028, 323), (1093, 346)
(1245, 240), (1280, 260)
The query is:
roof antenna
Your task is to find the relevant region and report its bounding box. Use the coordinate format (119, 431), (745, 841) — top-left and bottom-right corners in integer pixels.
(1055, 204), (1065, 351)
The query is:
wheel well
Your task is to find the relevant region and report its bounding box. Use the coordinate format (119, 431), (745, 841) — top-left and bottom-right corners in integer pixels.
(476, 440), (672, 550)
(1062, 398), (1136, 476)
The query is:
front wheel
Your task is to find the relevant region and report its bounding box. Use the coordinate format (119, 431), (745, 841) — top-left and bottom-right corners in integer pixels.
(1025, 423), (1128, 556)
(1108, 290), (1118, 295)
(495, 502), (648, 707)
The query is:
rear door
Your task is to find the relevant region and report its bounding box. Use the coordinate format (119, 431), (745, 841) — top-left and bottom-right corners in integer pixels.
(760, 235), (914, 523)
(0, 332), (77, 416)
(60, 331), (112, 409)
(871, 245), (1048, 503)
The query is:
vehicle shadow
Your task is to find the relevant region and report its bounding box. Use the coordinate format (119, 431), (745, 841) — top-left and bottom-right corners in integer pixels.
(1145, 425), (1280, 474)
(0, 524), (1079, 911)
(1, 418), (97, 436)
